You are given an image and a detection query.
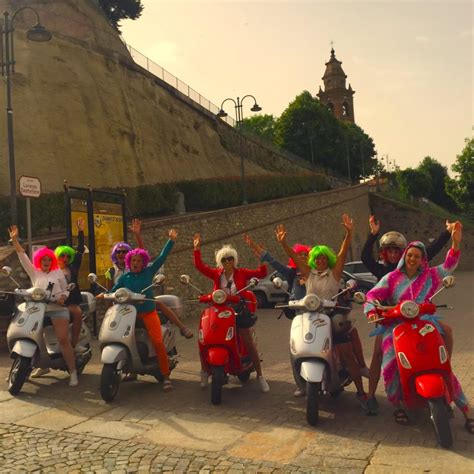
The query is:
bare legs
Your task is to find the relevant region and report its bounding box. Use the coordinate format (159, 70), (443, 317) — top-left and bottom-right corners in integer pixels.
(51, 318), (76, 375)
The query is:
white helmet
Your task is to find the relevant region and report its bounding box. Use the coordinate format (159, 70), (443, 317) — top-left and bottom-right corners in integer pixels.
(379, 231), (407, 250)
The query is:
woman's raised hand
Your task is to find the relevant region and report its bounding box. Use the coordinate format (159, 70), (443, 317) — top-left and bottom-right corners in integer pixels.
(77, 217), (85, 232)
(243, 233), (264, 257)
(8, 225), (19, 241)
(193, 233), (201, 249)
(342, 214), (354, 233)
(369, 215), (379, 235)
(451, 221), (463, 247)
(130, 218), (141, 234)
(168, 229), (178, 241)
(275, 224), (287, 243)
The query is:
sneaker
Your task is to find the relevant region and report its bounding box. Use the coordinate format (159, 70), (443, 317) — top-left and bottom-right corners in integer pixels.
(31, 367), (50, 378)
(258, 376), (270, 393)
(162, 379), (173, 391)
(293, 387), (306, 398)
(200, 371), (209, 388)
(356, 392), (368, 410)
(69, 371), (78, 387)
(74, 344), (88, 354)
(366, 397), (379, 416)
(360, 367), (370, 378)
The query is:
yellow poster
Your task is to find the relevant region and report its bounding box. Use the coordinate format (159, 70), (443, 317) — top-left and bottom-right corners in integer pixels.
(70, 199), (124, 289)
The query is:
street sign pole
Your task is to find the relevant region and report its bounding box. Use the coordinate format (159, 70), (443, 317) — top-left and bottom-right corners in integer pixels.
(18, 176), (41, 257)
(26, 197), (32, 258)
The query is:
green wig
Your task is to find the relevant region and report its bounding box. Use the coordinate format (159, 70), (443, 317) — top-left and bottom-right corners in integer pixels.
(308, 245), (337, 269)
(54, 245), (76, 264)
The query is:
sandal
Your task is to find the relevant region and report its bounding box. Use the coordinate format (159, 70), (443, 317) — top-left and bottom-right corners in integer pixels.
(393, 408), (410, 426)
(464, 418), (474, 434)
(162, 380), (173, 392)
(180, 327), (194, 339)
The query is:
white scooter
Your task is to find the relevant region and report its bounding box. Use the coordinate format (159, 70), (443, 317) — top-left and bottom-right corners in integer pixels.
(274, 277), (357, 426)
(89, 273), (180, 402)
(1, 266), (93, 395)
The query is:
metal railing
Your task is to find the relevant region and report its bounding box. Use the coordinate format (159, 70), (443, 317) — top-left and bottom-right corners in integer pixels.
(125, 43), (236, 127)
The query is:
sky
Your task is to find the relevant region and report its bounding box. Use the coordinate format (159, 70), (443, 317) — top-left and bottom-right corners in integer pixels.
(120, 0), (473, 173)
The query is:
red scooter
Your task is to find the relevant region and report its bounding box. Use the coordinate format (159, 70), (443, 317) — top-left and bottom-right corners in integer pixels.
(355, 276), (456, 448)
(180, 275), (258, 405)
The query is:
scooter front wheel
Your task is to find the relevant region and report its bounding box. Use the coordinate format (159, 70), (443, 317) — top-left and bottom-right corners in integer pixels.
(211, 366), (225, 405)
(8, 356), (31, 395)
(428, 398), (453, 449)
(306, 381), (321, 426)
(100, 363), (121, 403)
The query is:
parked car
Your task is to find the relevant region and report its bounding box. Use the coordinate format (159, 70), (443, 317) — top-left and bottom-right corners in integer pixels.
(252, 270), (374, 308)
(252, 271), (289, 308)
(344, 260), (377, 283)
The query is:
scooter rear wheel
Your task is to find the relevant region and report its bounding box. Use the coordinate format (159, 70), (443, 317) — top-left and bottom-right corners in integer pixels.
(211, 366), (225, 405)
(428, 398), (453, 449)
(306, 381), (321, 426)
(101, 363), (121, 403)
(8, 356), (31, 395)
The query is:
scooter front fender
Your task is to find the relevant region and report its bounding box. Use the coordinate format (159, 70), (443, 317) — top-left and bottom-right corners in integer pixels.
(11, 340), (37, 359)
(415, 373), (446, 399)
(300, 360), (325, 383)
(207, 347), (229, 366)
(101, 344), (129, 364)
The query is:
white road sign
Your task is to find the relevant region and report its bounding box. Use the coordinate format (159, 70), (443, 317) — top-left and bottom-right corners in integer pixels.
(18, 175), (42, 198)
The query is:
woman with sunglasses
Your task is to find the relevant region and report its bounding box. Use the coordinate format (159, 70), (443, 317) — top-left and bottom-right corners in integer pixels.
(193, 234), (269, 392)
(8, 226), (78, 386)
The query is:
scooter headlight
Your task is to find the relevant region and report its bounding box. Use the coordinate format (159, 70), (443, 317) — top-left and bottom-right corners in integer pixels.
(400, 301), (419, 319)
(303, 294), (321, 312)
(31, 288), (47, 301)
(114, 288), (131, 304)
(212, 290), (227, 305)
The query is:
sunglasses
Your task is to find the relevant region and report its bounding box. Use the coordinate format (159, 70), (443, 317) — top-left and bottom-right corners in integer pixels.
(116, 250), (128, 255)
(221, 257), (234, 263)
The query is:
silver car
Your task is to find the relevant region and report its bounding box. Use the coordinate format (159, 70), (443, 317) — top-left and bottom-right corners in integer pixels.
(252, 271), (289, 308)
(343, 261), (377, 284)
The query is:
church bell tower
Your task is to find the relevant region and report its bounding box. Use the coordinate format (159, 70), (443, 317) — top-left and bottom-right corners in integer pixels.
(317, 48), (355, 123)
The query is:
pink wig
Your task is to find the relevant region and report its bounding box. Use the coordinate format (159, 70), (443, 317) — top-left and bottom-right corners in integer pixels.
(288, 244), (311, 269)
(33, 247), (59, 271)
(125, 248), (150, 270)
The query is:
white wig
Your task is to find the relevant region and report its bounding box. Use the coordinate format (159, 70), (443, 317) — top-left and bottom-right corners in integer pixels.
(215, 244), (239, 268)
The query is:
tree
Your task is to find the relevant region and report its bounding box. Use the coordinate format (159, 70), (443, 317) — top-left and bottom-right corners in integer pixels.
(274, 91), (376, 181)
(445, 137), (474, 217)
(98, 0), (143, 31)
(241, 114), (277, 142)
(396, 168), (432, 200)
(417, 156), (457, 210)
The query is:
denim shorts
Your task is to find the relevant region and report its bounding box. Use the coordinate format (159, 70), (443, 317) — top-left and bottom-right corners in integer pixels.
(46, 309), (70, 320)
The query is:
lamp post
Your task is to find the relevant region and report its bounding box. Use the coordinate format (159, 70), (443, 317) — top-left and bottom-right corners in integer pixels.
(217, 95), (262, 205)
(1, 7), (52, 224)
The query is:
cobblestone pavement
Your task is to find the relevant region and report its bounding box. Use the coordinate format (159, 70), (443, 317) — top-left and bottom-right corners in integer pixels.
(0, 272), (472, 472)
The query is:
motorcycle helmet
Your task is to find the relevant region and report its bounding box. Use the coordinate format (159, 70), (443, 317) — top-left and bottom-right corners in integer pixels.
(379, 231), (407, 250)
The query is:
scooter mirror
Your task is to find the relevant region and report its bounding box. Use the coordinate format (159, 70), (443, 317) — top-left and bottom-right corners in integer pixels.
(442, 275), (455, 289)
(153, 274), (166, 286)
(0, 266), (12, 277)
(353, 292), (367, 304)
(87, 273), (98, 283)
(67, 283), (76, 291)
(346, 279), (357, 290)
(248, 277), (259, 288)
(272, 277), (284, 289)
(180, 274), (190, 285)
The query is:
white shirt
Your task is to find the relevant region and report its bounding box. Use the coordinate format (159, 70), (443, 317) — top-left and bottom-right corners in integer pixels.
(305, 268), (340, 300)
(220, 272), (237, 295)
(18, 252), (69, 302)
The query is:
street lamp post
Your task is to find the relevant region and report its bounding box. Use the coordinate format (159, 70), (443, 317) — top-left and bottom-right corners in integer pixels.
(1, 7), (52, 224)
(301, 122), (317, 191)
(217, 95), (261, 205)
